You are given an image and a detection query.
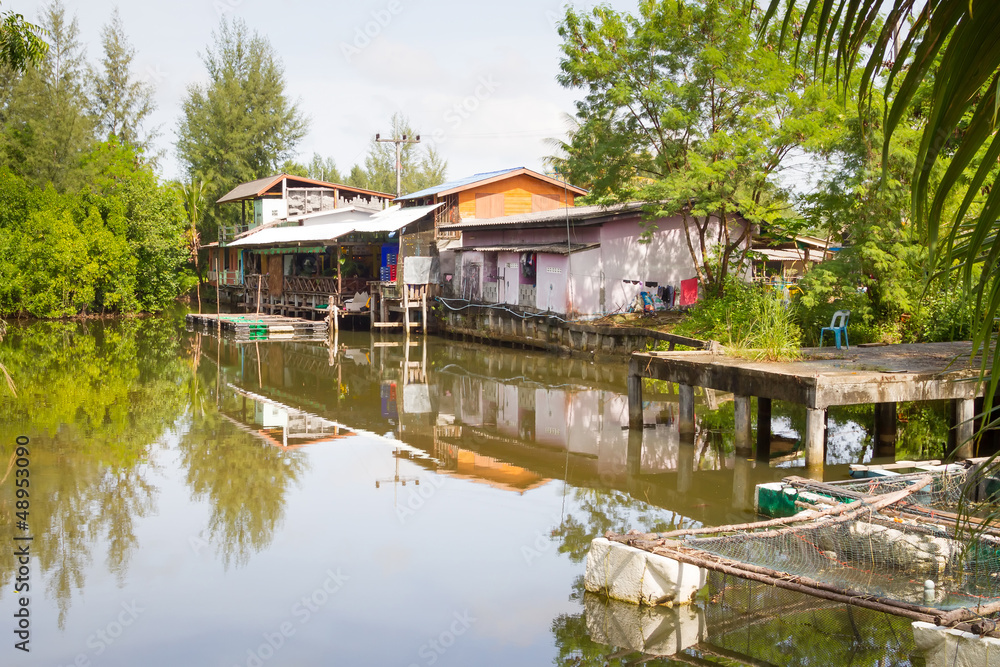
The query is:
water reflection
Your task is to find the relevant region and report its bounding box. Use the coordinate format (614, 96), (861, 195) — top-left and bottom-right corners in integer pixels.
(0, 317), (186, 627)
(0, 316), (955, 664)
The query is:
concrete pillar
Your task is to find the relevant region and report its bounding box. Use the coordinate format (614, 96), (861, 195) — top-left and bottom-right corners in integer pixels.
(677, 439), (694, 494)
(627, 426), (643, 478)
(732, 457), (753, 512)
(627, 358), (644, 430)
(874, 402), (897, 459)
(951, 398), (975, 460)
(756, 397), (772, 462)
(734, 395), (752, 457)
(679, 384), (696, 437)
(805, 407), (827, 474)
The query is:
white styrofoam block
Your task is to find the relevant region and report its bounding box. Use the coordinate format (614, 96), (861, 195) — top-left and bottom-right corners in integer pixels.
(585, 593), (705, 656)
(584, 538), (706, 606)
(913, 622), (1000, 667)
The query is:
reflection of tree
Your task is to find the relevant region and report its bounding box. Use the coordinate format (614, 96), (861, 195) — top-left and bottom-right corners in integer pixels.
(176, 408), (306, 570)
(0, 316), (188, 626)
(551, 487), (697, 563)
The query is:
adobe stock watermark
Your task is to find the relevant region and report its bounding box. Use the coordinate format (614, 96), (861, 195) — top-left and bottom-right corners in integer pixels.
(520, 516), (561, 566)
(55, 601), (145, 667)
(426, 76), (501, 148)
(406, 610), (476, 667)
(340, 0), (404, 62)
(396, 473), (447, 525)
(214, 0), (243, 18)
(233, 568), (349, 667)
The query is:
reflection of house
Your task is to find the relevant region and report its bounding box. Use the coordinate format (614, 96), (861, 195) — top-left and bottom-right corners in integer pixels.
(448, 204), (751, 316)
(205, 174), (440, 320)
(219, 385), (355, 450)
(396, 167), (587, 239)
(433, 441), (549, 493)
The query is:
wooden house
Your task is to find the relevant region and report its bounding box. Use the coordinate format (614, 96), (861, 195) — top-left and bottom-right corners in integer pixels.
(395, 167), (588, 239)
(205, 174), (442, 325)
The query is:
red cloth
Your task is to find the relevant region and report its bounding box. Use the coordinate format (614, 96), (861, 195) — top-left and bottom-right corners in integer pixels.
(679, 278), (699, 306)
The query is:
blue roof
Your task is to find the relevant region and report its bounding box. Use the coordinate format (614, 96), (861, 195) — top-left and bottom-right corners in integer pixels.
(398, 168), (523, 200)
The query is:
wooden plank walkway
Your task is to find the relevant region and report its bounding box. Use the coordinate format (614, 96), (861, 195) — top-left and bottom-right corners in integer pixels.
(185, 313), (328, 341)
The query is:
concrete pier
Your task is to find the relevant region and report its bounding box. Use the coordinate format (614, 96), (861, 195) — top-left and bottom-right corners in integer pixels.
(627, 342), (990, 472)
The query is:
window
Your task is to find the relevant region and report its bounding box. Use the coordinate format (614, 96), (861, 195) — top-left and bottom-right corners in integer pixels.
(475, 192), (505, 218)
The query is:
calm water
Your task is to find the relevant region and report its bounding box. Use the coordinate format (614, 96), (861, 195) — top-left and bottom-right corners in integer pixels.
(0, 312), (939, 665)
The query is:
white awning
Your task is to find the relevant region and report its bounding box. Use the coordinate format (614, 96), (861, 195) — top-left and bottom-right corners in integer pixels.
(226, 204), (442, 248)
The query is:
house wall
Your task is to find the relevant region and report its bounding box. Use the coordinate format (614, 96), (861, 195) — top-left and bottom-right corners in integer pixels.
(456, 174), (575, 219)
(462, 226), (600, 247)
(567, 247), (603, 316)
(598, 215), (749, 313)
(536, 254), (568, 313)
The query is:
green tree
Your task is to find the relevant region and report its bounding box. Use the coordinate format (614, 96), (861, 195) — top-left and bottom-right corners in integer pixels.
(179, 173), (213, 313)
(91, 8), (156, 156)
(0, 0), (94, 191)
(176, 17), (308, 241)
(363, 113), (447, 195)
(306, 152), (342, 183)
(0, 1), (47, 72)
(345, 164), (368, 189)
(765, 1), (1000, 400)
(554, 0), (841, 296)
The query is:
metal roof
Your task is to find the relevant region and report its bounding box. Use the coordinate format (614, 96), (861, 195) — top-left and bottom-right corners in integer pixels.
(216, 174), (394, 204)
(468, 242), (599, 256)
(225, 204), (441, 248)
(446, 202), (646, 230)
(397, 167), (587, 201)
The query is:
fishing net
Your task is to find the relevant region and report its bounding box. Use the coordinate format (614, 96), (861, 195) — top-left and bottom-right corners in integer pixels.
(788, 467), (998, 518)
(610, 475), (1000, 626)
(689, 504), (1000, 611)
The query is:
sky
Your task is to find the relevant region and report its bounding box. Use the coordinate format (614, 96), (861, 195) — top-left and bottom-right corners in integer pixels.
(10, 0), (639, 185)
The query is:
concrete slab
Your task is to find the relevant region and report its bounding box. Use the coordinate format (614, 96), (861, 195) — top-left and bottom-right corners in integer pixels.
(635, 342), (987, 408)
(585, 537), (706, 606)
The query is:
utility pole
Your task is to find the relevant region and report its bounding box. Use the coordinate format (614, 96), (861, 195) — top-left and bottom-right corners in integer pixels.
(375, 132), (420, 197)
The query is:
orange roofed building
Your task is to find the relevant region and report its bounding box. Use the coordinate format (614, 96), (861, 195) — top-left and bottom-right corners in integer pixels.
(395, 167), (587, 239)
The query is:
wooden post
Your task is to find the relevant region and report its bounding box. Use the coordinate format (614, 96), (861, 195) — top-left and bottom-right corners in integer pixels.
(734, 394), (752, 457)
(756, 397), (772, 462)
(805, 407), (826, 475)
(336, 245), (342, 295)
(627, 357), (644, 430)
(404, 284), (411, 335)
(874, 402), (897, 459)
(679, 384), (695, 437)
(421, 289), (428, 335)
(951, 398), (975, 459)
(327, 295), (334, 343)
(333, 301), (339, 335)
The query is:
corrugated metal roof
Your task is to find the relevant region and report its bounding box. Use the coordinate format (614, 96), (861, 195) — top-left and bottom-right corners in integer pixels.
(447, 202), (646, 230)
(398, 167), (587, 200)
(216, 174), (395, 204)
(468, 242), (599, 256)
(225, 204), (441, 248)
(398, 168), (521, 200)
(755, 248), (812, 261)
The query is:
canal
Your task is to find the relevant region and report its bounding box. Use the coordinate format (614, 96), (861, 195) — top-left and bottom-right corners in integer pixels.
(0, 311), (945, 665)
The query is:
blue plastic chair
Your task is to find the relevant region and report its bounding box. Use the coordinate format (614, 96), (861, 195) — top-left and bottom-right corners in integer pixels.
(820, 310), (850, 349)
